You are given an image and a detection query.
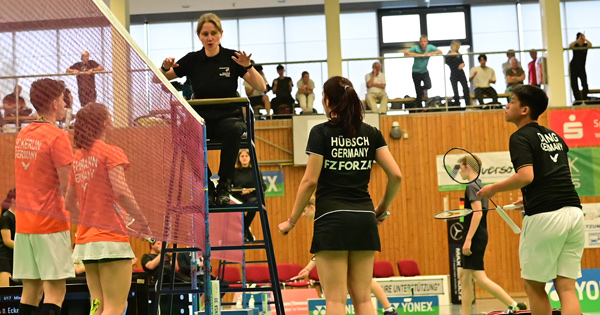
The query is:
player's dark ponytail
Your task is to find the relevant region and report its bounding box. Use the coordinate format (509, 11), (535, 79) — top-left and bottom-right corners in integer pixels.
(323, 76), (364, 137)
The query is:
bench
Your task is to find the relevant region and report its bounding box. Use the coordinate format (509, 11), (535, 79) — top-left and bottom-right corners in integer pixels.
(469, 92), (510, 104)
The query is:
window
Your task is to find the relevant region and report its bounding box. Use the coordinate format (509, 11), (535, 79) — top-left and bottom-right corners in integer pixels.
(239, 17), (285, 64)
(426, 12), (467, 41)
(147, 22), (193, 68)
(381, 15), (420, 44)
(129, 23), (148, 54)
(285, 15), (327, 62)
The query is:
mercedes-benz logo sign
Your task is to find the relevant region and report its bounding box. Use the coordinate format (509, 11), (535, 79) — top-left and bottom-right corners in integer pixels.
(450, 222), (464, 241)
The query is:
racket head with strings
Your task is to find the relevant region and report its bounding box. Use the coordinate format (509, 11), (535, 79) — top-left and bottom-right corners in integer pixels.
(443, 148), (482, 185)
(434, 208), (473, 219)
(434, 204), (520, 220)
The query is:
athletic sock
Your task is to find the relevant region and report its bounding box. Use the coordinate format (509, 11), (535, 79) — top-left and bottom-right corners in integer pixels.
(18, 303), (38, 315)
(40, 303), (61, 315)
(384, 307), (395, 312)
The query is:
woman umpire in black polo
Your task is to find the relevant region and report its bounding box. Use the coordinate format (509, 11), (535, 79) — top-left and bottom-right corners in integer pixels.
(160, 13), (266, 206)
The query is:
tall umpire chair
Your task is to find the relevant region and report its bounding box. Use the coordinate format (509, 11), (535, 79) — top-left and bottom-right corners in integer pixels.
(183, 97), (284, 314)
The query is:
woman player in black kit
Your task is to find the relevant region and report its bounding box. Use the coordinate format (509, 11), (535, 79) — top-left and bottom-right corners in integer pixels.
(278, 76), (402, 315)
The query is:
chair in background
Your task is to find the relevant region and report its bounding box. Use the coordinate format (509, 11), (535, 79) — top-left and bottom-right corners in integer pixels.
(373, 260), (395, 278)
(246, 264), (272, 286)
(221, 265), (243, 288)
(277, 263), (310, 288)
(397, 259), (421, 277)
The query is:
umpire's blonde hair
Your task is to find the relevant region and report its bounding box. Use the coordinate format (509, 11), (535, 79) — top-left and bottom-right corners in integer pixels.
(196, 13), (223, 35)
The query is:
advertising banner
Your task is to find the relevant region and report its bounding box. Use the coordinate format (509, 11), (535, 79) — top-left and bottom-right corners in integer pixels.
(549, 109), (600, 147)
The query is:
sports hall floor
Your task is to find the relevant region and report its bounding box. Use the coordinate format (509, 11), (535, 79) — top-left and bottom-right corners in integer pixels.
(440, 298), (599, 315)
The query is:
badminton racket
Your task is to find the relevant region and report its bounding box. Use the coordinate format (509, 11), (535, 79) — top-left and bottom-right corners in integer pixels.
(434, 204), (521, 219)
(441, 147), (521, 234)
(231, 188), (255, 192)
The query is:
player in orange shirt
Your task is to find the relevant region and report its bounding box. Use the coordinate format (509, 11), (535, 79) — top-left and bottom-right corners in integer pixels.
(13, 78), (74, 315)
(65, 103), (149, 315)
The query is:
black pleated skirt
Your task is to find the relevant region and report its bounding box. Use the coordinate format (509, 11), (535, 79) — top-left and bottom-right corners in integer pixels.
(310, 210), (381, 253)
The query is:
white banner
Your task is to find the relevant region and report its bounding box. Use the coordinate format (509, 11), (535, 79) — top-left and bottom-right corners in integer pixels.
(437, 151), (515, 191)
(582, 203), (600, 248)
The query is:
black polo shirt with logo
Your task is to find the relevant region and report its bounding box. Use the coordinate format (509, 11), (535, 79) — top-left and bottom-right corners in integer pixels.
(174, 46), (247, 120)
(509, 122), (581, 216)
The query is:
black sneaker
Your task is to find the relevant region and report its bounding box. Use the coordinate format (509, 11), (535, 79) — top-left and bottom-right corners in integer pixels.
(516, 302), (527, 311)
(207, 181), (216, 206)
(216, 181), (231, 205)
(244, 227), (255, 243)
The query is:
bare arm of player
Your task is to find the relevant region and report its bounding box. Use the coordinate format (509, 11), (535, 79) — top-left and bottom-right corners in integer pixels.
(57, 165), (71, 197)
(109, 165), (150, 230)
(477, 165), (533, 199)
(463, 200), (483, 256)
(278, 154), (323, 234)
(1, 229), (13, 249)
(374, 147), (402, 219)
(65, 184), (80, 219)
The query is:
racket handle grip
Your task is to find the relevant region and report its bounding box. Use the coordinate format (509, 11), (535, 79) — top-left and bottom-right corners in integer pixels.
(377, 210), (391, 221)
(496, 206), (521, 234)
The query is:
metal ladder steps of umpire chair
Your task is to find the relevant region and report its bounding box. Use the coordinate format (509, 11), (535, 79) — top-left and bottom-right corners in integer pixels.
(196, 97), (284, 315)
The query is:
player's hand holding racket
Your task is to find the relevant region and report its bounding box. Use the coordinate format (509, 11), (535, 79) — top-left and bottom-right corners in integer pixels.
(434, 147), (521, 234)
(290, 268), (309, 281)
(375, 207), (391, 225)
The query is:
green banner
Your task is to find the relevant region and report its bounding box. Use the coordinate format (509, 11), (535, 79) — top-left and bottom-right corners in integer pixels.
(568, 147), (600, 197)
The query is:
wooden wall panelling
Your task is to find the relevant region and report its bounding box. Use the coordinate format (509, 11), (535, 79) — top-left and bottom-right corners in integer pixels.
(1, 109), (598, 295)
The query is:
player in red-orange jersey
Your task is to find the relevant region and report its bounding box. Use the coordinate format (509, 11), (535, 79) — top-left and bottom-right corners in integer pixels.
(65, 103), (149, 314)
(14, 78), (73, 315)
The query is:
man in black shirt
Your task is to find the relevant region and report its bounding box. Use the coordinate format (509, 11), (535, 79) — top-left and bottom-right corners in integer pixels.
(271, 65), (295, 114)
(478, 85), (583, 315)
(141, 240), (171, 283)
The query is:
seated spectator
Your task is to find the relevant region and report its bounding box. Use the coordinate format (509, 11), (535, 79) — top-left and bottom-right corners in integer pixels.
(232, 149), (267, 242)
(244, 62), (271, 115)
(2, 86), (33, 117)
(0, 189), (16, 287)
(270, 65), (295, 114)
(176, 252), (203, 282)
(365, 62), (389, 114)
(505, 57), (526, 100)
(142, 239), (171, 283)
(296, 71), (315, 114)
(502, 49), (521, 81)
(469, 54), (499, 106)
